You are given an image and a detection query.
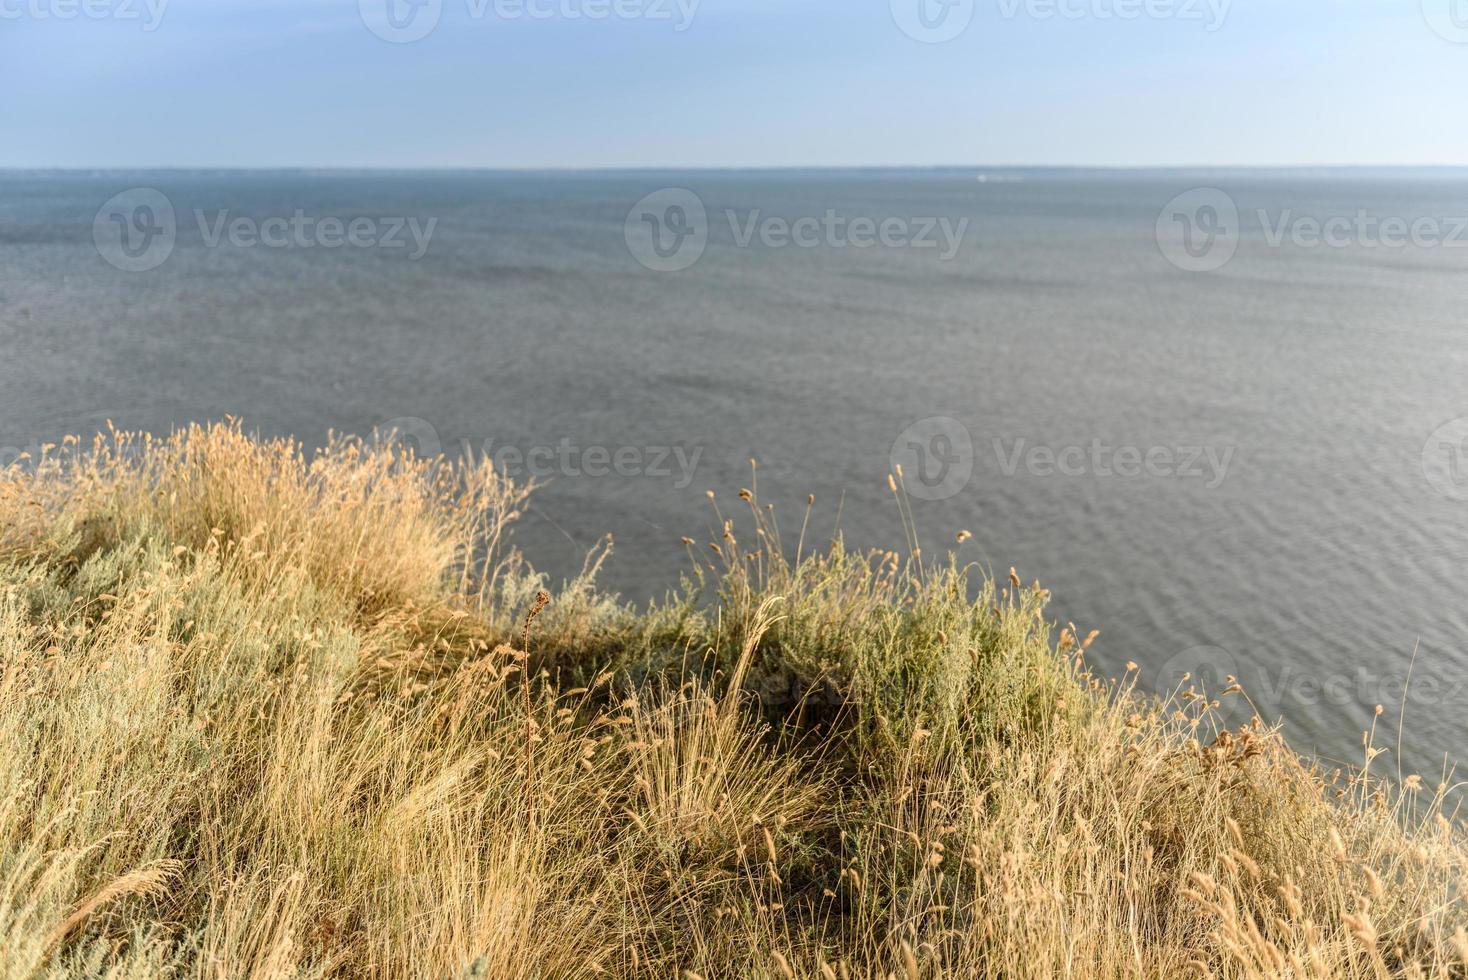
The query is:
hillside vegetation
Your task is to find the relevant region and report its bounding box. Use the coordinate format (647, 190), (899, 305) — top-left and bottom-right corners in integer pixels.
(0, 423), (1464, 979)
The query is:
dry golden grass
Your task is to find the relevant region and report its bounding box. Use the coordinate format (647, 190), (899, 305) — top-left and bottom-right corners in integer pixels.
(0, 422), (1464, 978)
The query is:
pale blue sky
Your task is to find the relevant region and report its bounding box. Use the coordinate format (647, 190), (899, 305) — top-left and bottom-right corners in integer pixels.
(2, 0), (1465, 168)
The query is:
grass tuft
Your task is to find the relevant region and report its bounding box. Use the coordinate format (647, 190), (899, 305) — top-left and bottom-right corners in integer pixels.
(0, 422), (1464, 978)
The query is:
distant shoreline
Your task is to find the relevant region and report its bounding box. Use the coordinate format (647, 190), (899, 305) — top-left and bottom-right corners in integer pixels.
(7, 164), (1468, 178)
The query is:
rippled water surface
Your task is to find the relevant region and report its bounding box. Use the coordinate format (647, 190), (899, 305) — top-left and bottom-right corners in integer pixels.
(2, 169), (1465, 768)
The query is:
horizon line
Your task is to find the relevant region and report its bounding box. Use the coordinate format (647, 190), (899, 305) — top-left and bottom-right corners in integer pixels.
(6, 163), (1468, 174)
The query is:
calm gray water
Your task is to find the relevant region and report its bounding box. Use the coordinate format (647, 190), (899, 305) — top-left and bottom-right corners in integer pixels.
(2, 169), (1466, 770)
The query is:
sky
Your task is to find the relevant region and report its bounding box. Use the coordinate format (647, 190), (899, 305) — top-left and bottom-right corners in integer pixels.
(1, 0), (1466, 168)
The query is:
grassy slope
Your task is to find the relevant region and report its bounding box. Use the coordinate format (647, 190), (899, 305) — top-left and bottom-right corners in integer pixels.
(0, 423), (1463, 979)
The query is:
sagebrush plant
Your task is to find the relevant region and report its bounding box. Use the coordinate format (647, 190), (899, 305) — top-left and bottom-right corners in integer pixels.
(0, 421), (1464, 978)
